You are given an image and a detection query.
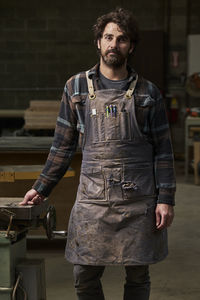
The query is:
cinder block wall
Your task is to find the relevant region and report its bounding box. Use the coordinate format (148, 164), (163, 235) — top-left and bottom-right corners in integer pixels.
(0, 0), (200, 152)
(0, 0), (169, 109)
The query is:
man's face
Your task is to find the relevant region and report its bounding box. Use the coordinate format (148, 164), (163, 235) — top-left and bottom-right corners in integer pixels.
(97, 22), (134, 68)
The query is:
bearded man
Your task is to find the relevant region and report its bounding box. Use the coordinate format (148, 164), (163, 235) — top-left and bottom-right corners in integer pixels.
(21, 7), (176, 300)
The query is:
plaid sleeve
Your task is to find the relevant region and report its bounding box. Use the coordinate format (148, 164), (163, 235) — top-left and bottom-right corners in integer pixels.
(150, 86), (176, 206)
(32, 81), (79, 196)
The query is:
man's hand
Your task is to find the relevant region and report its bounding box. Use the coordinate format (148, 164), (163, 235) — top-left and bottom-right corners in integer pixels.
(19, 189), (45, 206)
(155, 204), (174, 230)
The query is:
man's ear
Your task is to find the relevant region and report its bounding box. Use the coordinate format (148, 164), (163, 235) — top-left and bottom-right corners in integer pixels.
(97, 39), (101, 49)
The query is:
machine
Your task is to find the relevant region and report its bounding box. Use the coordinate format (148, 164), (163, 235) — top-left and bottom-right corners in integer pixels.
(0, 197), (66, 300)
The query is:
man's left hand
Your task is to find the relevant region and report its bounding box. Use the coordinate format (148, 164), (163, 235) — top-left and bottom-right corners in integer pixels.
(155, 204), (174, 230)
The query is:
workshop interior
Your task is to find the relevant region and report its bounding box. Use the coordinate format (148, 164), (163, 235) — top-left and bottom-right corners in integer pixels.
(0, 0), (200, 299)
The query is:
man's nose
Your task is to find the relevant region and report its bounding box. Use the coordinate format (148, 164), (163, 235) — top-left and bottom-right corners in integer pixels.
(110, 38), (118, 48)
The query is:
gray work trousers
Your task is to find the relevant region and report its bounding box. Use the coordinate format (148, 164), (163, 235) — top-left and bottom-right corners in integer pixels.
(73, 265), (150, 300)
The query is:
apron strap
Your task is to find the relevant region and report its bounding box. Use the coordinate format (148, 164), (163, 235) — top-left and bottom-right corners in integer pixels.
(86, 71), (96, 100)
(86, 70), (138, 100)
(125, 75), (138, 99)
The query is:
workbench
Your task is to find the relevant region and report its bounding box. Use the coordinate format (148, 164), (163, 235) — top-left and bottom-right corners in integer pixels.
(0, 137), (79, 298)
(0, 136), (81, 234)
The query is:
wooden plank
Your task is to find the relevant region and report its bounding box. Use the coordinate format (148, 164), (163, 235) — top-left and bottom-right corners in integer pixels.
(0, 109), (25, 118)
(24, 101), (60, 129)
(29, 100), (60, 111)
(24, 111), (58, 117)
(24, 124), (56, 129)
(24, 118), (57, 122)
(0, 165), (75, 182)
(0, 172), (15, 182)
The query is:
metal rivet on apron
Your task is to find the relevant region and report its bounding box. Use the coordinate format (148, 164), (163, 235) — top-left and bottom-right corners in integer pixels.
(89, 94), (96, 100)
(125, 94), (132, 99)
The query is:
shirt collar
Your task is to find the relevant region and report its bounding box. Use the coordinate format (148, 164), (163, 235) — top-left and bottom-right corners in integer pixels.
(88, 63), (137, 83)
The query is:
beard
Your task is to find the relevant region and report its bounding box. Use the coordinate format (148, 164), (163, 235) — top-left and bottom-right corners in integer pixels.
(100, 48), (128, 68)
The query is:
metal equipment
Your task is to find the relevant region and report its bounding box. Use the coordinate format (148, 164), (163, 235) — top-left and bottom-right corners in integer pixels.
(0, 197), (67, 300)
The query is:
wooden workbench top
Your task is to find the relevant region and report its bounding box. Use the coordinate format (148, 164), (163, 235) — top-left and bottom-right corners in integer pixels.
(0, 165), (75, 182)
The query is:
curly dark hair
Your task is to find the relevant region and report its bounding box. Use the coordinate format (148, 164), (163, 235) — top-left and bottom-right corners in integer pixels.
(93, 7), (139, 49)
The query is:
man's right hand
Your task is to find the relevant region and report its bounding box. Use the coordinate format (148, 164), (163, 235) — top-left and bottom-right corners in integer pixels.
(19, 189), (45, 206)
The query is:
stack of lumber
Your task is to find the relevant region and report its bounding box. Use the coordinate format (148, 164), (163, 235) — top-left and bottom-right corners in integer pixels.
(24, 100), (60, 130)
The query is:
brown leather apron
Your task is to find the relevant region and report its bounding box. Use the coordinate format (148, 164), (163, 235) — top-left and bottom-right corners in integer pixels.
(65, 72), (168, 265)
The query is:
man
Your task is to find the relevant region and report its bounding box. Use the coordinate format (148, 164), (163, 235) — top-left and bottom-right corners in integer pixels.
(21, 8), (175, 300)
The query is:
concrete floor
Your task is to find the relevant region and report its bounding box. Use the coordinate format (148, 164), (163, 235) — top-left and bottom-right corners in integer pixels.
(27, 171), (200, 300)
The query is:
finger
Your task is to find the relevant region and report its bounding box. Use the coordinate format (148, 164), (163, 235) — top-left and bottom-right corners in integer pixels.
(19, 195), (30, 205)
(30, 195), (44, 205)
(19, 200), (27, 205)
(156, 210), (161, 227)
(27, 200), (37, 205)
(156, 213), (167, 230)
(24, 196), (38, 205)
(27, 199), (39, 205)
(32, 196), (41, 205)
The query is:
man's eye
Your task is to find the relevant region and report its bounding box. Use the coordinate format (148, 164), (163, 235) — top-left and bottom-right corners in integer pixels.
(105, 36), (112, 41)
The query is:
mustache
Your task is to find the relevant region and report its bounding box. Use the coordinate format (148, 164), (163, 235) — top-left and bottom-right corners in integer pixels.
(105, 49), (120, 55)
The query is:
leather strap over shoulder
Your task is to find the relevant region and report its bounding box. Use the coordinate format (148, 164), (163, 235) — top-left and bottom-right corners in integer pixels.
(86, 71), (96, 100)
(125, 75), (138, 99)
(86, 70), (138, 100)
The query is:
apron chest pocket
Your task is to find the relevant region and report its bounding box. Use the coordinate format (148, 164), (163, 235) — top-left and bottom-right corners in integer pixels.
(90, 111), (132, 142)
(120, 112), (131, 140)
(104, 114), (120, 140)
(122, 163), (156, 199)
(79, 166), (105, 201)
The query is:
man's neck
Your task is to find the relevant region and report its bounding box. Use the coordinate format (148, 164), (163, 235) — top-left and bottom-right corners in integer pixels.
(99, 59), (128, 81)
